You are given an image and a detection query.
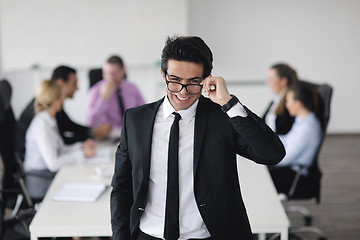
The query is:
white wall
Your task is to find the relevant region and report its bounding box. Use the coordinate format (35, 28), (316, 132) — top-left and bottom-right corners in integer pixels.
(1, 0), (360, 133)
(189, 0), (360, 134)
(0, 0), (188, 70)
(0, 0), (188, 124)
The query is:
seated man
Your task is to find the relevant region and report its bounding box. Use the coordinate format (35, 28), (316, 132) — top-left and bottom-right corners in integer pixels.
(15, 66), (93, 159)
(86, 55), (145, 139)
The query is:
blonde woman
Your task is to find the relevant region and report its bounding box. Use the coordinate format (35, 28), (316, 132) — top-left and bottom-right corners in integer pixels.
(24, 80), (96, 199)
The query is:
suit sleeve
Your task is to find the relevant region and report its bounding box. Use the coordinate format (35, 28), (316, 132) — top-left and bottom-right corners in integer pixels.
(57, 110), (92, 144)
(110, 110), (133, 240)
(229, 105), (285, 165)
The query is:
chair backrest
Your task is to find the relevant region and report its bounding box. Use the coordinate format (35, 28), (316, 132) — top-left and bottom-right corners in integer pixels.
(0, 79), (35, 211)
(0, 79), (18, 190)
(291, 80), (333, 202)
(89, 68), (103, 88)
(300, 80), (333, 133)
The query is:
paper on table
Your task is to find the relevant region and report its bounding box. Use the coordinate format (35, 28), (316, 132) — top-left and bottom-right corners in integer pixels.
(86, 146), (114, 164)
(53, 182), (109, 203)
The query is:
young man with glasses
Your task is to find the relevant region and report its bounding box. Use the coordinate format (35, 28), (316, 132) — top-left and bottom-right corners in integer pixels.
(111, 36), (285, 240)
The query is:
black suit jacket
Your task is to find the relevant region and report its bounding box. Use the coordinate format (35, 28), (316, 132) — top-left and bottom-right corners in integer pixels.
(15, 98), (92, 159)
(111, 96), (285, 240)
(262, 101), (295, 135)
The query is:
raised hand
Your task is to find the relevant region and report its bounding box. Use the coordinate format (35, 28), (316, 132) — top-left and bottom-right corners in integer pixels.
(202, 76), (232, 106)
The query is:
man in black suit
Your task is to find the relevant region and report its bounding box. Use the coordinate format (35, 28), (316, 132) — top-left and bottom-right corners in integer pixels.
(111, 36), (285, 240)
(15, 66), (93, 159)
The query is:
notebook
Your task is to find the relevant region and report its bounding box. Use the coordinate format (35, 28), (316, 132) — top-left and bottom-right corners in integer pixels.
(53, 182), (109, 203)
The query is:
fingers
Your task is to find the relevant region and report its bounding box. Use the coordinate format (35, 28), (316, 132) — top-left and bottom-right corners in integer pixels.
(202, 76), (215, 94)
(203, 76), (224, 94)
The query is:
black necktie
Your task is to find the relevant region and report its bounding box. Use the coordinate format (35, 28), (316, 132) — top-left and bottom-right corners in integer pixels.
(117, 88), (125, 117)
(164, 112), (181, 240)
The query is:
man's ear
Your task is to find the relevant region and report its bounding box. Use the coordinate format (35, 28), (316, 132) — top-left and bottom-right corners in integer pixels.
(56, 78), (65, 86)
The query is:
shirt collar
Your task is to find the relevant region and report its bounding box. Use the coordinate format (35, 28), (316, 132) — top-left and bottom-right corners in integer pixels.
(163, 95), (199, 124)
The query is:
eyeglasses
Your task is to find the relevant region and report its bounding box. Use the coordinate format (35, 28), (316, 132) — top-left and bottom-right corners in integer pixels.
(165, 72), (203, 94)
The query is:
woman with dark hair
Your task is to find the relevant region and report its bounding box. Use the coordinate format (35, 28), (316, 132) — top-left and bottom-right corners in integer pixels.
(269, 82), (322, 194)
(263, 63), (298, 134)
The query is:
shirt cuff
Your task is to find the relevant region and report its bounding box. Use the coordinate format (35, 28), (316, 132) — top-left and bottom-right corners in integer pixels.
(226, 103), (248, 118)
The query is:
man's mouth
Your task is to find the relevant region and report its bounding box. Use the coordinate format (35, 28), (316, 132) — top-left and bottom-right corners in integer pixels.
(176, 95), (190, 101)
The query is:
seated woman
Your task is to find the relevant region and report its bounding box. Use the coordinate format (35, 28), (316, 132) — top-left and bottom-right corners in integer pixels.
(269, 82), (322, 195)
(263, 63), (298, 134)
(24, 80), (97, 200)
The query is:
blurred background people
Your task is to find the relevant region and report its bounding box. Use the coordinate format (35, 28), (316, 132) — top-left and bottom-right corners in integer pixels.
(263, 63), (298, 135)
(23, 80), (96, 200)
(269, 82), (322, 194)
(16, 66), (94, 160)
(86, 55), (145, 139)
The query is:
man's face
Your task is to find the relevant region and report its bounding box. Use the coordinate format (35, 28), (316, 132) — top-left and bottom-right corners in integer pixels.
(103, 63), (125, 85)
(163, 59), (204, 111)
(61, 73), (78, 99)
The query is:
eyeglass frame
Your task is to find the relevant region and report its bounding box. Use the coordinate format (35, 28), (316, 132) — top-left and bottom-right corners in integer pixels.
(164, 72), (204, 95)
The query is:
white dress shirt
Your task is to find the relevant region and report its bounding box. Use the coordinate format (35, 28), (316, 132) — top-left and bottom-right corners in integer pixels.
(24, 110), (84, 173)
(276, 112), (322, 175)
(265, 94), (283, 132)
(139, 96), (247, 239)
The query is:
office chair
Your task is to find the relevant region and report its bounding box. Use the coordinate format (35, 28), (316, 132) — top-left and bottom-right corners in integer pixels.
(0, 79), (35, 239)
(269, 80), (332, 240)
(89, 68), (103, 88)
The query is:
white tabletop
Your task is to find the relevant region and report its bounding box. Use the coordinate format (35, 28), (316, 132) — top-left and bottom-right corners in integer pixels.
(29, 163), (113, 238)
(30, 155), (289, 239)
(237, 157), (289, 239)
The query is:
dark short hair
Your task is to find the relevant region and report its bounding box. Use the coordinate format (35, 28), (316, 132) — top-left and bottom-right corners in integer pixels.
(161, 36), (213, 79)
(290, 82), (319, 113)
(107, 55), (125, 69)
(271, 63), (298, 87)
(51, 66), (76, 83)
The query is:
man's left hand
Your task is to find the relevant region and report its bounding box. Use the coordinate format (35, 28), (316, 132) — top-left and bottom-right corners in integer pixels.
(202, 76), (232, 106)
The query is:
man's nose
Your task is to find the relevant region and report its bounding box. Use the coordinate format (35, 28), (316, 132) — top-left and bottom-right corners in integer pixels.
(179, 85), (188, 95)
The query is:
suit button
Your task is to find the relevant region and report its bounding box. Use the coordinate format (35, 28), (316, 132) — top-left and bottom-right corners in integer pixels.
(138, 207), (145, 212)
(200, 204), (206, 207)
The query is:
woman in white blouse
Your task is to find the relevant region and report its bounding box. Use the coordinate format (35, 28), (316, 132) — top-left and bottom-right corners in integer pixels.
(269, 82), (322, 195)
(24, 80), (97, 199)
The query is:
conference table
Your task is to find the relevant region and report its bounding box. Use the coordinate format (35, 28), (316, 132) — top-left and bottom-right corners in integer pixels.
(29, 152), (289, 240)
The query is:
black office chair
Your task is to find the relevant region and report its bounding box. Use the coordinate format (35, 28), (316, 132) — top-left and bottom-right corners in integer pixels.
(89, 68), (103, 88)
(270, 80), (332, 240)
(0, 79), (35, 239)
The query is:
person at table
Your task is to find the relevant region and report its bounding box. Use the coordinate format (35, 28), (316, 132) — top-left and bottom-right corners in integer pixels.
(110, 36), (285, 240)
(263, 63), (298, 134)
(269, 82), (322, 195)
(23, 80), (97, 200)
(86, 55), (145, 139)
(15, 65), (99, 160)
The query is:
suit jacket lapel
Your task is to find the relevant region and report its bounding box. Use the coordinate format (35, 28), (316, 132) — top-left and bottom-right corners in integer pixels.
(140, 98), (164, 197)
(193, 96), (209, 177)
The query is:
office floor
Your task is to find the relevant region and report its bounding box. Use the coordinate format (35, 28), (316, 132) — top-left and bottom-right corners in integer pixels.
(1, 134), (360, 240)
(281, 134), (360, 240)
